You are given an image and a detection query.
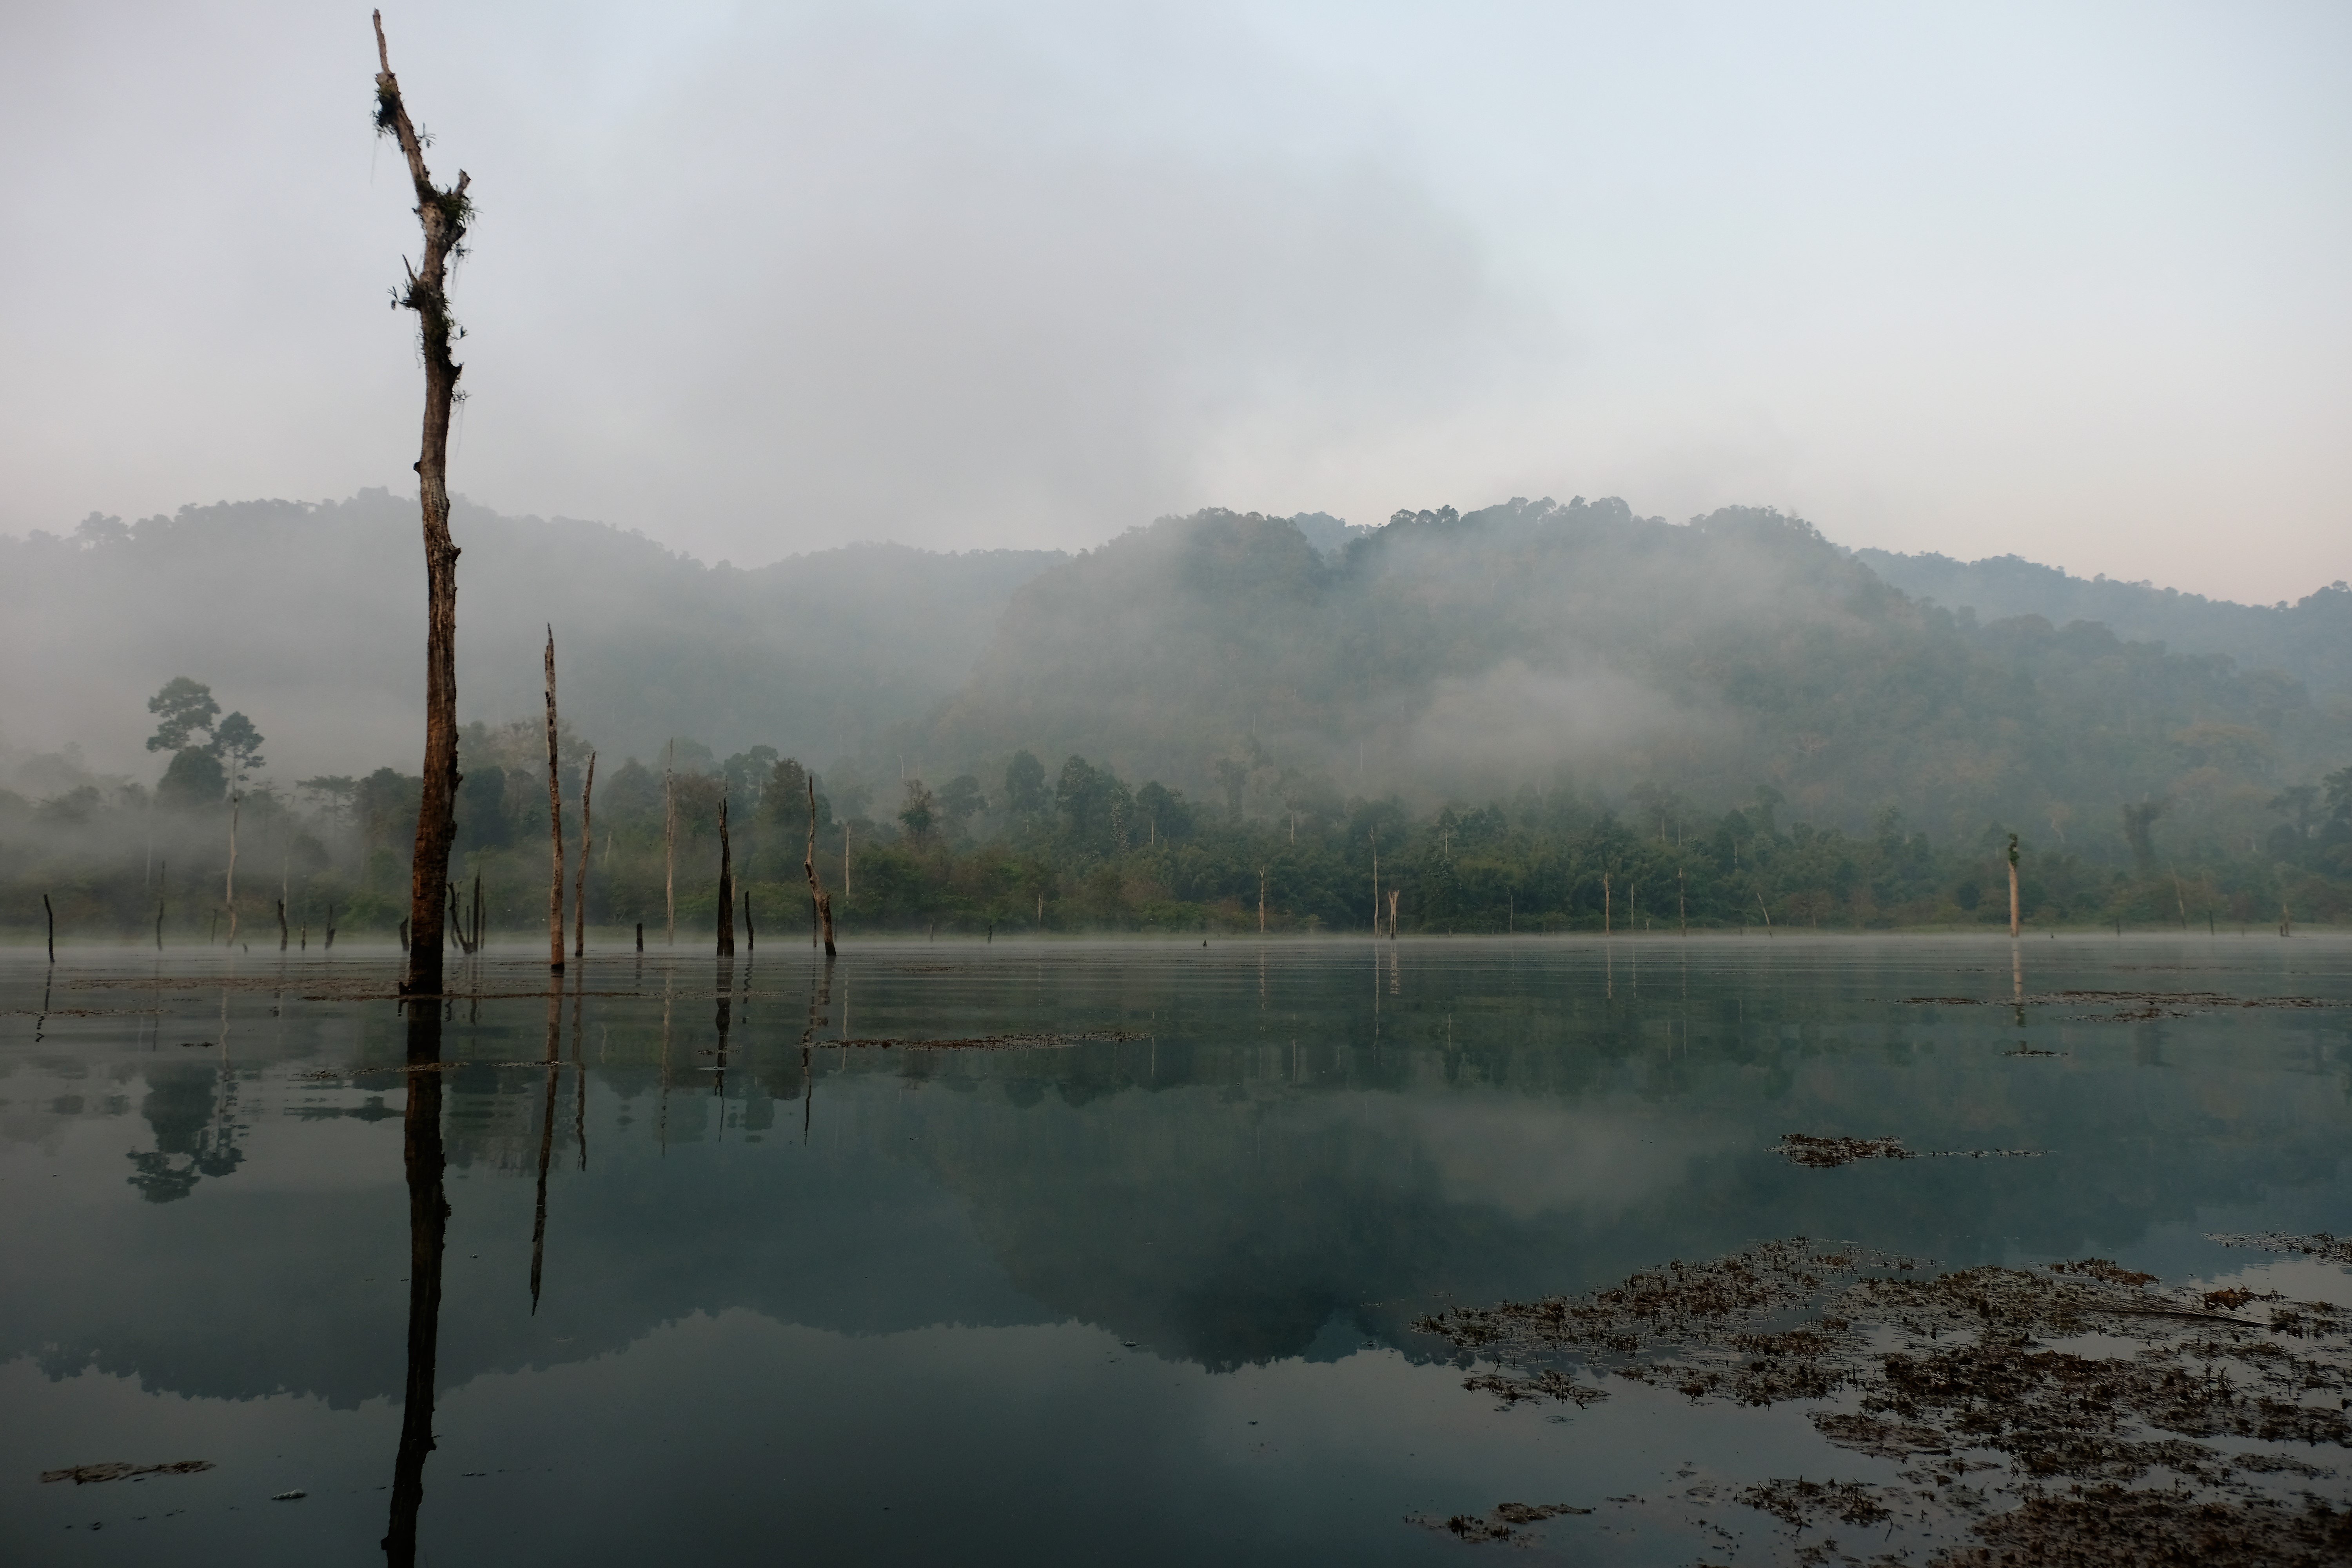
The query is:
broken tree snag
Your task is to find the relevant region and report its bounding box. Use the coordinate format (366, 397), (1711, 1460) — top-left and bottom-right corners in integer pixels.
(44, 893), (54, 962)
(804, 776), (837, 957)
(663, 741), (677, 946)
(279, 897), (290, 951)
(573, 751), (595, 959)
(716, 796), (736, 956)
(543, 626), (565, 974)
(743, 888), (755, 951)
(2007, 833), (2022, 938)
(376, 10), (471, 997)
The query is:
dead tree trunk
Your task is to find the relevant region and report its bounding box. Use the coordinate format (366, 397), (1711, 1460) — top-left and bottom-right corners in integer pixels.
(543, 626), (565, 974)
(2007, 834), (2022, 938)
(803, 777), (836, 957)
(1258, 866), (1267, 935)
(1386, 888), (1398, 939)
(716, 797), (736, 956)
(573, 752), (595, 959)
(44, 893), (54, 962)
(376, 11), (471, 997)
(279, 898), (290, 952)
(743, 889), (755, 951)
(1369, 831), (1378, 936)
(663, 741), (677, 946)
(225, 791), (240, 946)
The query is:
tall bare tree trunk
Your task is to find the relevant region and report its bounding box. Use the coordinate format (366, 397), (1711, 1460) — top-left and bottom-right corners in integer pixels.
(225, 789), (240, 945)
(1258, 865), (1267, 935)
(1603, 871), (1611, 935)
(1369, 830), (1378, 936)
(543, 627), (564, 974)
(803, 777), (836, 956)
(376, 12), (470, 997)
(663, 741), (676, 946)
(844, 822), (853, 902)
(716, 797), (736, 956)
(1386, 888), (1398, 939)
(573, 753), (595, 959)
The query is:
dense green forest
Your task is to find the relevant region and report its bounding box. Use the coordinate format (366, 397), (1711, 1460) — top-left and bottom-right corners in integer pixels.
(4, 494), (2348, 944)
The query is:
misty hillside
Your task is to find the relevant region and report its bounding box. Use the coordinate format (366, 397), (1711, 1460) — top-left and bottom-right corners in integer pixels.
(909, 497), (2349, 849)
(1854, 547), (2352, 697)
(0, 491), (1063, 780)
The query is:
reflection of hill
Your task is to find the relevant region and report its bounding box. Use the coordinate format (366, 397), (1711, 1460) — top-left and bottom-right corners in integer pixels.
(8, 944), (2349, 1407)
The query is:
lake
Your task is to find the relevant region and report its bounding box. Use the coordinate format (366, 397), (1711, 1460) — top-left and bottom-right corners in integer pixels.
(5, 933), (2349, 1564)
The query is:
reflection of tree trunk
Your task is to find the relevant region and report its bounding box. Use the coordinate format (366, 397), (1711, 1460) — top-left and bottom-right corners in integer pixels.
(529, 986), (559, 1312)
(573, 753), (595, 960)
(382, 1004), (447, 1567)
(543, 628), (565, 975)
(376, 12), (467, 998)
(713, 958), (735, 1108)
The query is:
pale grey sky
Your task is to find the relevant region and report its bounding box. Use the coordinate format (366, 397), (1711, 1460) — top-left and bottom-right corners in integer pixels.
(2, 0), (2345, 602)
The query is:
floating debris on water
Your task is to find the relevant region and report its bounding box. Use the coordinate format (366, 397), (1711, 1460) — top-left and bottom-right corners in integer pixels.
(1406, 1501), (1590, 1543)
(1772, 1134), (2043, 1167)
(1774, 1133), (1915, 1167)
(2210, 1232), (2352, 1267)
(41, 1461), (214, 1486)
(1414, 1238), (2352, 1563)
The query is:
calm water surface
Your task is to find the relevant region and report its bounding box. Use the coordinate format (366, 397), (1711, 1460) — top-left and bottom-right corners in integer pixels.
(5, 934), (2349, 1563)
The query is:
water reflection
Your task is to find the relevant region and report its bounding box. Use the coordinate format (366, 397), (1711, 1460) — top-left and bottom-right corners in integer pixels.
(384, 1002), (447, 1567)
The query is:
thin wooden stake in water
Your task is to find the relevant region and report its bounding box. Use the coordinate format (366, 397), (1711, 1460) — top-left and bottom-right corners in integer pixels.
(543, 627), (565, 974)
(573, 752), (596, 959)
(803, 778), (837, 957)
(44, 893), (54, 962)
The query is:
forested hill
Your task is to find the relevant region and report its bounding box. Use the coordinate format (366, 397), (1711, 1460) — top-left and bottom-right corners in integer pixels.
(910, 497), (2348, 855)
(0, 491), (1063, 778)
(1854, 547), (2352, 698)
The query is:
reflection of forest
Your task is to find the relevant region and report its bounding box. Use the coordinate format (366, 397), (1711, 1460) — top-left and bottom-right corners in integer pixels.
(13, 948), (2350, 1412)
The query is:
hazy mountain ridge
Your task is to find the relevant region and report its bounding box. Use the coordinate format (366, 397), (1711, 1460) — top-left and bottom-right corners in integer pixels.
(909, 497), (2347, 844)
(1854, 546), (2352, 697)
(0, 490), (1064, 780)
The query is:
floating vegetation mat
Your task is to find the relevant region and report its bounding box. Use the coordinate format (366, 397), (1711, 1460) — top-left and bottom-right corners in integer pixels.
(41, 1459), (214, 1485)
(1902, 990), (2343, 1022)
(1405, 1500), (1591, 1544)
(2211, 1233), (2352, 1268)
(1414, 1238), (2352, 1564)
(1773, 1134), (2043, 1168)
(829, 1031), (1143, 1051)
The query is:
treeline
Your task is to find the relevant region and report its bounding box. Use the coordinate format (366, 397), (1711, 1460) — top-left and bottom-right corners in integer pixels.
(10, 729), (2349, 946)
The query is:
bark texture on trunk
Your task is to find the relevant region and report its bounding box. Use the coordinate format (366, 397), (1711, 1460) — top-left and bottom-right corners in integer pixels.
(543, 627), (565, 973)
(716, 797), (736, 956)
(573, 752), (595, 959)
(663, 744), (677, 946)
(377, 12), (470, 997)
(804, 778), (836, 956)
(2007, 834), (2022, 938)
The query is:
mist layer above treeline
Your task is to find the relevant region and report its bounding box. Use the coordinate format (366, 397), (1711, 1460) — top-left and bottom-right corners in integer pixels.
(3, 488), (2348, 941)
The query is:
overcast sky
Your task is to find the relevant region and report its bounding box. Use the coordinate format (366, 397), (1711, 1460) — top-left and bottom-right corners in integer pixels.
(2, 1), (2345, 603)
